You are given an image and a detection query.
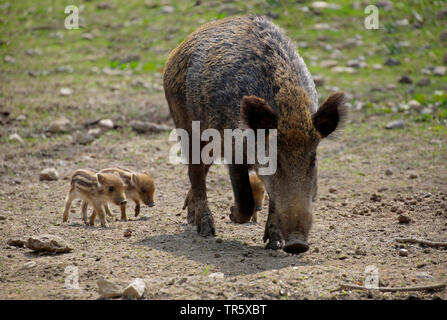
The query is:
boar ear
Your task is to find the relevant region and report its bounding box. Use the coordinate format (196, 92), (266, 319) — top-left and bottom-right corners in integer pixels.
(312, 92), (347, 138)
(96, 173), (106, 184)
(239, 96), (278, 130)
(120, 172), (132, 185)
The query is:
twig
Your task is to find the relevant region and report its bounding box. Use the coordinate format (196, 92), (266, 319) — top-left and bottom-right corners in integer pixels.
(395, 237), (447, 248)
(333, 283), (445, 293)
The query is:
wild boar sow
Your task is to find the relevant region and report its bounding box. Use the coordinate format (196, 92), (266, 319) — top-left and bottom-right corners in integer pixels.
(163, 15), (347, 254)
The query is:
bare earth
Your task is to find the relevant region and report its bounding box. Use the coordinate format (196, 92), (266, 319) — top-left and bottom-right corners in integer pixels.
(0, 101), (446, 300)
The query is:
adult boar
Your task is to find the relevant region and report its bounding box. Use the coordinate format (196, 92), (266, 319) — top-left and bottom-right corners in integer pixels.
(163, 15), (346, 253)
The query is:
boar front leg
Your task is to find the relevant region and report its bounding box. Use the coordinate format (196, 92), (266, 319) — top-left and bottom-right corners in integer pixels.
(90, 202), (109, 228)
(187, 163), (215, 237)
(228, 165), (255, 224)
(263, 199), (284, 250)
(134, 200), (140, 217)
(120, 204), (128, 222)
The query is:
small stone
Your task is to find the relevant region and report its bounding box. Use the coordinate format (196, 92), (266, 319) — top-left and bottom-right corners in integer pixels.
(370, 194), (382, 202)
(423, 192), (432, 198)
(376, 0), (393, 11)
(320, 60), (338, 68)
(23, 261), (36, 269)
(8, 133), (24, 144)
(72, 131), (95, 145)
(385, 169), (393, 176)
(60, 87), (73, 96)
(87, 128), (102, 138)
(122, 278), (145, 299)
(398, 75), (413, 84)
(7, 238), (26, 247)
(4, 55), (15, 64)
(433, 66), (447, 76)
(416, 77), (431, 87)
(346, 59), (361, 68)
(408, 99), (422, 111)
(385, 120), (404, 129)
(416, 272), (433, 280)
(328, 187), (337, 194)
(372, 64), (383, 70)
(208, 272), (225, 279)
(160, 5), (174, 14)
(399, 248), (408, 257)
(47, 117), (72, 133)
(310, 1), (340, 10)
(354, 248), (366, 256)
(26, 234), (72, 253)
(99, 119), (114, 129)
(214, 253), (221, 258)
(82, 33), (94, 40)
(129, 121), (171, 134)
(384, 58), (400, 66)
(124, 229), (132, 238)
(39, 168), (59, 181)
(0, 215), (6, 221)
(215, 238), (223, 243)
(408, 173), (418, 179)
(397, 214), (411, 224)
(332, 66), (357, 73)
(97, 276), (122, 299)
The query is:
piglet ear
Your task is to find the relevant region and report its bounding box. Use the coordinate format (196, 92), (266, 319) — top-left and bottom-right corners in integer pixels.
(239, 96), (278, 130)
(96, 173), (106, 184)
(131, 173), (138, 186)
(312, 92), (347, 138)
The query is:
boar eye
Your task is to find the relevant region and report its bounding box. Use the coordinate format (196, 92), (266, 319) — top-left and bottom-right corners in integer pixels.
(140, 188), (146, 193)
(108, 186), (115, 192)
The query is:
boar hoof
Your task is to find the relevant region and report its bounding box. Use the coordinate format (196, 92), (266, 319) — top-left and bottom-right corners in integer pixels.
(229, 206), (251, 224)
(197, 215), (215, 237)
(265, 239), (284, 250)
(283, 239), (309, 254)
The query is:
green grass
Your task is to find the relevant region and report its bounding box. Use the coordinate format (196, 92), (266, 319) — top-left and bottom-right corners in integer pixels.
(0, 0), (446, 139)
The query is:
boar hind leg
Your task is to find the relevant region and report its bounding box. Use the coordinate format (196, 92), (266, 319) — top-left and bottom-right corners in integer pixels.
(263, 200), (285, 250)
(81, 201), (88, 224)
(184, 164), (210, 224)
(187, 163), (215, 237)
(228, 165), (255, 224)
(134, 201), (140, 217)
(62, 189), (75, 223)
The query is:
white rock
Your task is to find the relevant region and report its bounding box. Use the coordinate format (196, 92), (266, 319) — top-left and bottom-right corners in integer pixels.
(433, 66), (446, 76)
(97, 277), (122, 299)
(122, 278), (146, 299)
(23, 261), (36, 269)
(208, 272), (225, 279)
(408, 100), (422, 110)
(99, 119), (114, 129)
(60, 87), (73, 96)
(385, 120), (404, 129)
(311, 1), (340, 10)
(8, 133), (24, 144)
(372, 64), (383, 70)
(4, 55), (15, 64)
(332, 66), (357, 73)
(39, 168), (59, 181)
(87, 128), (102, 138)
(319, 59), (338, 68)
(160, 5), (174, 14)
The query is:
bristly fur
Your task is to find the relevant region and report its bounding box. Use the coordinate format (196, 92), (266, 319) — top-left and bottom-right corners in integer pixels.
(312, 92), (348, 140)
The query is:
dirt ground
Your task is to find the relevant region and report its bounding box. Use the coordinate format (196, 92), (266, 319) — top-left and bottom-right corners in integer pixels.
(1, 102), (446, 300)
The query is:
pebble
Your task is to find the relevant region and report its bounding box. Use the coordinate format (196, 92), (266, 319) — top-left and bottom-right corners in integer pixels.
(397, 214), (411, 224)
(332, 66), (357, 73)
(47, 117), (72, 133)
(208, 272), (225, 279)
(39, 168), (59, 181)
(60, 87), (73, 96)
(385, 120), (404, 129)
(433, 66), (446, 76)
(385, 169), (393, 176)
(328, 187), (337, 194)
(4, 55), (15, 64)
(319, 60), (338, 68)
(124, 229), (132, 238)
(8, 133), (24, 144)
(370, 194), (382, 202)
(398, 75), (413, 84)
(398, 248), (408, 257)
(99, 119), (114, 129)
(23, 261), (36, 269)
(129, 121), (171, 134)
(416, 78), (430, 87)
(384, 58), (400, 66)
(310, 1), (340, 10)
(408, 173), (418, 179)
(87, 128), (102, 138)
(7, 238), (26, 247)
(72, 131), (95, 145)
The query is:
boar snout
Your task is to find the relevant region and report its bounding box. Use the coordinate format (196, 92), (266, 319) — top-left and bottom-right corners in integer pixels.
(145, 200), (155, 207)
